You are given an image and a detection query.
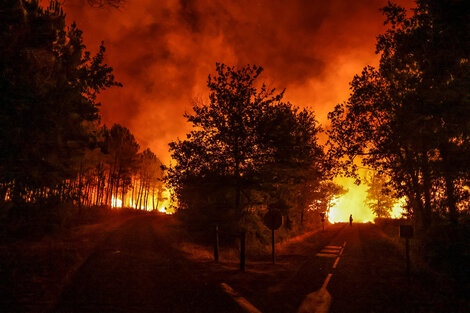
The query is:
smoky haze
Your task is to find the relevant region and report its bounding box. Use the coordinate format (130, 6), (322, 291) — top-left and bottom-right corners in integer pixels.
(61, 0), (412, 163)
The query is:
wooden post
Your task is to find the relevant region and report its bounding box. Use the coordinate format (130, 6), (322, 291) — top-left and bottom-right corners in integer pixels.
(240, 231), (245, 271)
(214, 225), (219, 262)
(406, 238), (410, 281)
(399, 225), (413, 282)
(272, 229), (275, 264)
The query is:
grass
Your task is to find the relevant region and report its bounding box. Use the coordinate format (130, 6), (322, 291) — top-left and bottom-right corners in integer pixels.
(0, 204), (153, 313)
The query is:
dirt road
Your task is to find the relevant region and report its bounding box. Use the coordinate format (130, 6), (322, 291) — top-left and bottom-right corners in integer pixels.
(52, 215), (243, 313)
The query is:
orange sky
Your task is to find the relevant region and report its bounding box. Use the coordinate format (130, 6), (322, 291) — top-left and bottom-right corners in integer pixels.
(60, 0), (413, 164)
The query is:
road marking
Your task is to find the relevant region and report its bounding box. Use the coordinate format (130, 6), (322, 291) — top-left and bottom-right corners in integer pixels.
(324, 245), (342, 250)
(316, 253), (337, 258)
(220, 282), (262, 313)
(317, 244), (343, 258)
(322, 249), (340, 253)
(321, 273), (333, 290)
(332, 256), (340, 269)
(298, 241), (346, 313)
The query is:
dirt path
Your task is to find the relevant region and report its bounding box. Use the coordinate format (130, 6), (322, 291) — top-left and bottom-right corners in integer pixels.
(52, 215), (243, 313)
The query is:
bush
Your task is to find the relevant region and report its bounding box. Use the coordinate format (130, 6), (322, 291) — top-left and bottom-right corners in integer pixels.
(0, 200), (147, 243)
(420, 219), (470, 289)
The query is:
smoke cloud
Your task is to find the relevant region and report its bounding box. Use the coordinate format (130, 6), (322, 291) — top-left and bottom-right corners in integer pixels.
(61, 0), (412, 163)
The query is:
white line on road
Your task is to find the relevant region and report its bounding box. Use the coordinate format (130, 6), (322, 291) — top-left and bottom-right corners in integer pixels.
(339, 242), (347, 256)
(324, 246), (342, 250)
(321, 273), (333, 290)
(322, 249), (341, 253)
(316, 253), (338, 258)
(220, 282), (263, 313)
(332, 256), (340, 269)
(297, 241), (347, 313)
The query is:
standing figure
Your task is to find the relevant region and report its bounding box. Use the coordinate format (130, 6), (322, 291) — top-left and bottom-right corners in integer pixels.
(349, 214), (353, 226)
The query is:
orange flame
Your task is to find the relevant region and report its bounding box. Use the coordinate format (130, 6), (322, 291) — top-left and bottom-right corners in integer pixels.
(328, 176), (404, 223)
(111, 189), (174, 214)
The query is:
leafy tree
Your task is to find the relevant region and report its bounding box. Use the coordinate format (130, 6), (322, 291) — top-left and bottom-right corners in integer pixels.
(250, 101), (327, 229)
(377, 0), (470, 225)
(167, 64), (327, 232)
(103, 124), (139, 207)
(328, 0), (469, 230)
(364, 173), (396, 218)
(0, 0), (120, 204)
(168, 64), (282, 225)
(133, 148), (163, 210)
(310, 181), (347, 218)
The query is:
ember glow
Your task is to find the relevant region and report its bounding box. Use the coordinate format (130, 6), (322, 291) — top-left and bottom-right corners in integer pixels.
(390, 198), (407, 219)
(327, 177), (405, 223)
(328, 177), (374, 223)
(111, 189), (174, 214)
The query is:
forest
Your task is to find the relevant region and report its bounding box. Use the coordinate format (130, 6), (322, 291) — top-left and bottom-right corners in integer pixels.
(0, 0), (469, 280)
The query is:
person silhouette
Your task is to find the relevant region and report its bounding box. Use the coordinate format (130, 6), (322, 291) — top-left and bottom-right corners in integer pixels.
(349, 214), (353, 226)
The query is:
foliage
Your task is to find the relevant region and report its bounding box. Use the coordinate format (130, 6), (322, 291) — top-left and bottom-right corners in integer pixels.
(312, 181), (347, 215)
(364, 173), (397, 218)
(167, 63), (329, 233)
(0, 1), (166, 231)
(0, 0), (120, 203)
(327, 0), (470, 230)
(102, 124), (139, 205)
(74, 124), (165, 211)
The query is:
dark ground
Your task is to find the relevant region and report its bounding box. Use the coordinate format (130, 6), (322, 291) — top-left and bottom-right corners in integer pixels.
(0, 214), (467, 313)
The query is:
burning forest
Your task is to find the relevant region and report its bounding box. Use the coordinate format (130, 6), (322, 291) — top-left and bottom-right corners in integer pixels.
(0, 0), (469, 312)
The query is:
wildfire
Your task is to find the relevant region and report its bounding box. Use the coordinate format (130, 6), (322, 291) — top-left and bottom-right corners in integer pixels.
(327, 176), (404, 223)
(110, 189), (174, 214)
(111, 196), (122, 208)
(390, 197), (406, 218)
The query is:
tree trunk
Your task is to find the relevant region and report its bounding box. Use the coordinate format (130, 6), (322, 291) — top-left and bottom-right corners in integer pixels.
(444, 173), (458, 224)
(421, 152), (433, 227)
(440, 143), (458, 224)
(152, 186), (156, 211)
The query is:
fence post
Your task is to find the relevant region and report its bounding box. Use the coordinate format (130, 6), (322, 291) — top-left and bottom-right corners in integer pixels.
(272, 229), (275, 264)
(406, 238), (410, 281)
(240, 231), (246, 271)
(214, 225), (219, 262)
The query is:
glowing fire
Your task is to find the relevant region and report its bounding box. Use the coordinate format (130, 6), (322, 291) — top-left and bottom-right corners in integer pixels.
(390, 197), (406, 218)
(111, 196), (122, 208)
(111, 189), (174, 214)
(328, 177), (373, 223)
(328, 176), (404, 223)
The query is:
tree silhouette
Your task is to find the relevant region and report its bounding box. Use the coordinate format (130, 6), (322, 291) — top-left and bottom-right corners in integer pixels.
(133, 148), (163, 210)
(168, 64), (328, 232)
(310, 181), (347, 219)
(364, 173), (396, 218)
(328, 0), (469, 230)
(103, 124), (139, 207)
(0, 0), (120, 204)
